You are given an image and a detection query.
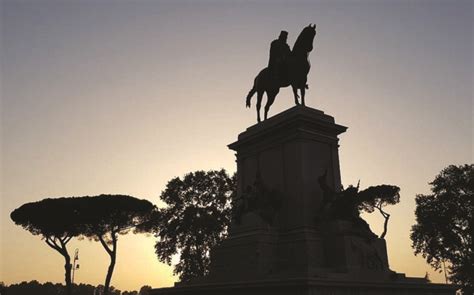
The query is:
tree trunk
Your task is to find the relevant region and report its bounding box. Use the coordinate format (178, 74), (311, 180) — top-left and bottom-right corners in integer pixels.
(45, 237), (72, 295)
(64, 253), (72, 295)
(378, 206), (390, 239)
(103, 252), (116, 295)
(102, 234), (117, 295)
(381, 214), (389, 239)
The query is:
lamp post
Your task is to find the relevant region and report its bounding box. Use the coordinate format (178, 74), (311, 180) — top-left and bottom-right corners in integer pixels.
(442, 259), (448, 284)
(71, 248), (80, 284)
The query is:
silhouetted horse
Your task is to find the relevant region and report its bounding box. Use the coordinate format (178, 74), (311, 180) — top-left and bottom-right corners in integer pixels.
(246, 24), (317, 122)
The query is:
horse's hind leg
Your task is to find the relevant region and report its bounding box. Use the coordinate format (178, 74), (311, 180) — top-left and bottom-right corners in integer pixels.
(292, 85), (300, 105)
(256, 91), (263, 122)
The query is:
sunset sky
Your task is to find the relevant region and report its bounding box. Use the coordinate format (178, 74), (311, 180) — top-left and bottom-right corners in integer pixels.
(1, 0), (472, 292)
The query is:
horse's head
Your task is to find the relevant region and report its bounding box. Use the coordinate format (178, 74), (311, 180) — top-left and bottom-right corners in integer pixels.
(293, 24), (316, 54)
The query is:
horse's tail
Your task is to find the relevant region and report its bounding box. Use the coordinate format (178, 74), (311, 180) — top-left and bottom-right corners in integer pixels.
(245, 78), (257, 108)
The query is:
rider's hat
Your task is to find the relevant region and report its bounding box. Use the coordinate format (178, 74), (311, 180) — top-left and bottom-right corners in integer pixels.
(279, 30), (288, 38)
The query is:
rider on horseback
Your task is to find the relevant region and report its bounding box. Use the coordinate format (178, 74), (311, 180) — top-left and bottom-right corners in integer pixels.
(268, 30), (291, 84)
(246, 25), (316, 122)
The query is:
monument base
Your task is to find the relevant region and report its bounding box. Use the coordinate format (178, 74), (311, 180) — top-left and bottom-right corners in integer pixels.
(150, 107), (457, 295)
(150, 277), (456, 295)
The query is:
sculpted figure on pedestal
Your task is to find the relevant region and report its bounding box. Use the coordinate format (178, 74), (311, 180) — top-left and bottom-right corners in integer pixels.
(317, 171), (377, 240)
(232, 172), (281, 226)
(246, 24), (317, 122)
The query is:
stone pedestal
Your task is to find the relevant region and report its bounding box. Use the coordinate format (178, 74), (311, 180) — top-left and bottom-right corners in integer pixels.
(230, 106), (346, 231)
(151, 106), (457, 295)
(209, 106), (348, 281)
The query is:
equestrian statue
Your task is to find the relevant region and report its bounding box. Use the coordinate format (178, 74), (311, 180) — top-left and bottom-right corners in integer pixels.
(246, 24), (317, 122)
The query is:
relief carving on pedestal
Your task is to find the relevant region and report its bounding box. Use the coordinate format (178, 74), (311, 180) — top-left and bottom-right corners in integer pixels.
(232, 171), (282, 226)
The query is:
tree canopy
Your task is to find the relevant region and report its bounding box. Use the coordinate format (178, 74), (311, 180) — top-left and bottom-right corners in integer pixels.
(359, 185), (400, 238)
(78, 195), (155, 295)
(154, 169), (235, 281)
(411, 164), (473, 294)
(10, 197), (84, 295)
(10, 197), (82, 238)
(11, 195), (155, 295)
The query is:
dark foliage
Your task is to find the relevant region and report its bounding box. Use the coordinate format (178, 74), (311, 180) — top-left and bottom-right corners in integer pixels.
(358, 185), (400, 238)
(154, 169), (235, 281)
(3, 280), (63, 295)
(10, 198), (82, 238)
(138, 286), (152, 295)
(0, 281), (146, 295)
(411, 164), (473, 294)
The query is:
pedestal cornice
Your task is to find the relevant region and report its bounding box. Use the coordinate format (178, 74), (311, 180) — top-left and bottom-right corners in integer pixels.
(228, 106), (347, 152)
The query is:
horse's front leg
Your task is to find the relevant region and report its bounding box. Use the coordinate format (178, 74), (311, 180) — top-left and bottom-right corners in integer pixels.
(256, 91), (263, 122)
(292, 85), (300, 105)
(301, 87), (306, 106)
